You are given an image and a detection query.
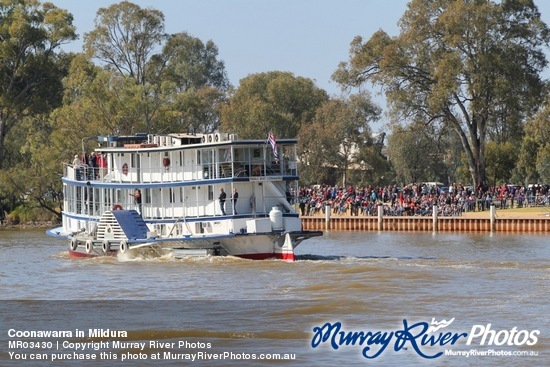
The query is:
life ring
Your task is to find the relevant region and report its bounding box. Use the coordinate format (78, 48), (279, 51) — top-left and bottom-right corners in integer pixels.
(85, 240), (93, 254)
(120, 240), (129, 254)
(70, 238), (78, 251)
(102, 240), (110, 254)
(214, 134), (219, 142)
(112, 205), (123, 211)
(201, 135), (206, 143)
(208, 134), (213, 142)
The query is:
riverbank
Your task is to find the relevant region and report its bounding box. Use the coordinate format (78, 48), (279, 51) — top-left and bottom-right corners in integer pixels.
(301, 206), (550, 232)
(460, 206), (549, 219)
(0, 221), (58, 229)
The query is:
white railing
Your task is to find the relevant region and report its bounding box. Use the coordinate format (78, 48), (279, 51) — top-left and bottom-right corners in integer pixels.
(64, 159), (299, 184)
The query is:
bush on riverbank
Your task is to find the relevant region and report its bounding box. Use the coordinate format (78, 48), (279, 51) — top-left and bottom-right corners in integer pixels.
(2, 204), (58, 226)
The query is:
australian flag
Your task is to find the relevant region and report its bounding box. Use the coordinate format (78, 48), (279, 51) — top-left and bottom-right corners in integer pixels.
(268, 133), (278, 162)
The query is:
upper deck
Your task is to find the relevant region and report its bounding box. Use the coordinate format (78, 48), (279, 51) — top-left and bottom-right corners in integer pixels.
(65, 133), (298, 186)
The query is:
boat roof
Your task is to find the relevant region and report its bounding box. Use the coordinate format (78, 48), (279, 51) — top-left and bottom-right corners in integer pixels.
(92, 133), (297, 153)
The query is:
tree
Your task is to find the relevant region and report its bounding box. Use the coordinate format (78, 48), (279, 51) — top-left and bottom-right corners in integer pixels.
(0, 0), (76, 169)
(513, 98), (550, 184)
(536, 144), (550, 183)
(163, 87), (226, 134)
(84, 1), (166, 132)
(161, 32), (230, 93)
(52, 54), (143, 136)
(484, 141), (517, 186)
(386, 122), (446, 184)
(220, 71), (328, 138)
(84, 1), (165, 86)
(333, 0), (549, 189)
(298, 92), (381, 186)
(84, 2), (230, 134)
(157, 32), (230, 133)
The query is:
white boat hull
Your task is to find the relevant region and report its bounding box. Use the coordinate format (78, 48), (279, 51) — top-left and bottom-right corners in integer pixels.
(65, 231), (321, 261)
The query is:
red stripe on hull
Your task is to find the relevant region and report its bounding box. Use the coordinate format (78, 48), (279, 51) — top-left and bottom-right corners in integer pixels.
(68, 250), (98, 258)
(235, 252), (295, 261)
(68, 250), (116, 258)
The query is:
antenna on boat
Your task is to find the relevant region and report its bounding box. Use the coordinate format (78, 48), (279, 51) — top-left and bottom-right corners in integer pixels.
(81, 136), (98, 159)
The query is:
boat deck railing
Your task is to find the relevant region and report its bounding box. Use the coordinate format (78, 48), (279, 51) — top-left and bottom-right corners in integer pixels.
(64, 193), (298, 221)
(64, 160), (298, 183)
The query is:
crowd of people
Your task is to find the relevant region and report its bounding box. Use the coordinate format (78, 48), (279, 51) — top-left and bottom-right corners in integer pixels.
(297, 182), (550, 217)
(72, 152), (107, 180)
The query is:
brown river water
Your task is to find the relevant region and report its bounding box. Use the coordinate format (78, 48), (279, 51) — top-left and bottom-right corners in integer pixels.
(0, 228), (547, 366)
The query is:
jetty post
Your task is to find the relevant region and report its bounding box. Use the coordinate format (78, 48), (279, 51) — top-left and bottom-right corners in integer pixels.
(490, 204), (496, 232)
(433, 205), (438, 232)
(377, 204), (383, 231)
(325, 204), (331, 231)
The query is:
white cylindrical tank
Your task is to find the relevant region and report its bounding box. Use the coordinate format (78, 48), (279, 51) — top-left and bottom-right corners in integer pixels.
(269, 206), (284, 231)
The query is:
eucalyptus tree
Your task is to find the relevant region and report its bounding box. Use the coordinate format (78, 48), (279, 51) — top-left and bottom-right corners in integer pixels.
(83, 1), (166, 132)
(84, 1), (165, 86)
(83, 2), (230, 134)
(513, 99), (550, 184)
(161, 32), (230, 93)
(220, 71), (328, 139)
(0, 0), (76, 169)
(298, 92), (381, 186)
(386, 122), (446, 184)
(484, 141), (517, 186)
(333, 0), (549, 188)
(156, 32), (230, 133)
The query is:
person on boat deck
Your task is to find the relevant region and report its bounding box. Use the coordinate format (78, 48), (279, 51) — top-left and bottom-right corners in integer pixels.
(72, 154), (83, 180)
(89, 152), (98, 179)
(130, 189), (142, 214)
(72, 154), (81, 167)
(232, 187), (238, 214)
(219, 188), (227, 215)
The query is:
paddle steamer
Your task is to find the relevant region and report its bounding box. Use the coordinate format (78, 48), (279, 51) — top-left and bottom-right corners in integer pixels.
(47, 132), (321, 260)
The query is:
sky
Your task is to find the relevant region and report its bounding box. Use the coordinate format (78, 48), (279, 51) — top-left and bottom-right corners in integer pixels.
(52, 1), (409, 94)
(52, 0), (550, 130)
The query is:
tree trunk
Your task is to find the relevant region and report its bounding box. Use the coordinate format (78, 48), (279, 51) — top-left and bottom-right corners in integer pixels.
(452, 123), (486, 190)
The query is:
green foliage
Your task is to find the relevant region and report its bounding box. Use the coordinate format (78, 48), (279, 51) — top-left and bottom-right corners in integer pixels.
(0, 0), (76, 168)
(298, 92), (381, 186)
(0, 166), (27, 215)
(81, 2), (230, 134)
(5, 204), (57, 225)
(220, 71), (328, 139)
(84, 1), (165, 85)
(484, 141), (518, 185)
(161, 32), (230, 93)
(386, 122), (448, 184)
(513, 97), (550, 184)
(333, 0), (549, 188)
(536, 143), (550, 183)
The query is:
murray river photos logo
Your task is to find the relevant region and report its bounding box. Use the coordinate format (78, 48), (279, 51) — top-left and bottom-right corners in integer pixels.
(310, 318), (540, 360)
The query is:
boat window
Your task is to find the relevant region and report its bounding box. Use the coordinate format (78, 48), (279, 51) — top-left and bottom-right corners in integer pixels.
(220, 148), (231, 162)
(201, 149), (213, 179)
(208, 185), (213, 201)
